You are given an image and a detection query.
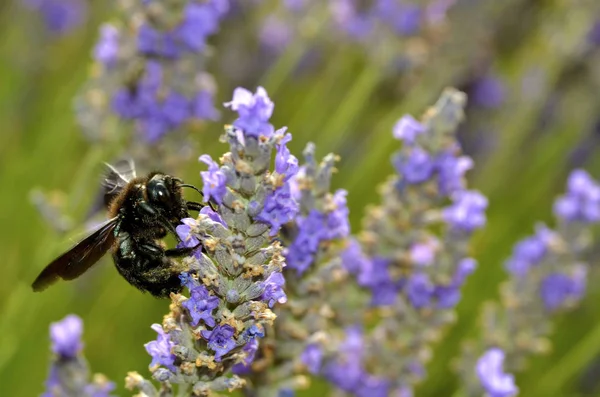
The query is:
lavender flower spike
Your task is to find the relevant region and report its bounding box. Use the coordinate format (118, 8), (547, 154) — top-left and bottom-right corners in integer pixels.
(42, 315), (115, 397)
(457, 169), (600, 396)
(345, 88), (484, 395)
(129, 87), (296, 396)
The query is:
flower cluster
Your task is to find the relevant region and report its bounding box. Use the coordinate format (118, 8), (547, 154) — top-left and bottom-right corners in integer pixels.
(42, 315), (115, 397)
(77, 0), (227, 143)
(457, 169), (600, 397)
(123, 86), (297, 396)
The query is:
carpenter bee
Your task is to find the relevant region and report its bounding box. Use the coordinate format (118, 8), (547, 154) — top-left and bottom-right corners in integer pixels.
(32, 161), (205, 298)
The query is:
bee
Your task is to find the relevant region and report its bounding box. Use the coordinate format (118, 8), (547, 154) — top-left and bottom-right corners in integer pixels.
(32, 161), (205, 298)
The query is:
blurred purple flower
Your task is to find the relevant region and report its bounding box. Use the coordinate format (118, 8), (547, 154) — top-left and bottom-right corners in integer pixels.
(436, 151), (473, 196)
(443, 191), (488, 232)
(300, 344), (323, 374)
(94, 24), (119, 67)
(476, 348), (518, 397)
(50, 314), (83, 358)
(406, 273), (434, 308)
(25, 0), (87, 35)
(504, 227), (549, 276)
(193, 90), (220, 121)
(394, 147), (435, 184)
(260, 16), (294, 52)
(553, 169), (600, 223)
(392, 115), (426, 144)
(540, 271), (586, 311)
(471, 76), (506, 109)
(341, 239), (371, 275)
(375, 0), (422, 36)
(330, 0), (374, 40)
(358, 257), (399, 306)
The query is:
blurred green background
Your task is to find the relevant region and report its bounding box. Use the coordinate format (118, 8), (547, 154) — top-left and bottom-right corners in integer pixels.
(3, 0), (600, 396)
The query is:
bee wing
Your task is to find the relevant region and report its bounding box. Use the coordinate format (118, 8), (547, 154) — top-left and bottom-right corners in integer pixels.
(32, 217), (119, 292)
(103, 159), (136, 205)
(85, 159), (137, 219)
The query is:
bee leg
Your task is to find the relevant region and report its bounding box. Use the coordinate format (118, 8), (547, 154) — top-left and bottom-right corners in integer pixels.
(164, 242), (202, 258)
(187, 200), (219, 212)
(186, 201), (204, 212)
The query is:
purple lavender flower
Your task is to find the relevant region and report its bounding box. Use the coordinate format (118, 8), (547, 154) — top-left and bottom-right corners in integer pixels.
(470, 76), (506, 109)
(326, 190), (351, 239)
(406, 273), (435, 308)
(94, 24), (119, 67)
(540, 272), (587, 311)
(375, 0), (422, 36)
(199, 206), (227, 227)
(182, 285), (220, 327)
(394, 147), (435, 184)
(25, 0), (87, 35)
(232, 339), (259, 375)
(434, 258), (477, 308)
(50, 314), (83, 358)
(287, 210), (325, 274)
(553, 169), (600, 223)
(330, 0), (374, 40)
(287, 188), (349, 274)
(144, 324), (176, 371)
(176, 3), (221, 52)
(358, 257), (399, 306)
(504, 226), (550, 276)
(201, 325), (237, 362)
(256, 184), (299, 235)
(436, 151), (473, 196)
(341, 239), (371, 275)
(199, 154), (228, 205)
(301, 344), (323, 375)
(224, 87), (275, 138)
(275, 132), (300, 181)
(476, 348), (518, 397)
(260, 16), (294, 52)
(176, 218), (201, 248)
(261, 272), (287, 308)
(356, 375), (391, 397)
(409, 239), (439, 266)
(442, 191), (488, 232)
(392, 115), (426, 144)
(137, 24), (180, 59)
(83, 381), (116, 397)
(193, 90), (220, 121)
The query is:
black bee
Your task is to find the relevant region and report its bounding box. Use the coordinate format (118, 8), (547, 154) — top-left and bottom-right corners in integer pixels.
(32, 162), (205, 298)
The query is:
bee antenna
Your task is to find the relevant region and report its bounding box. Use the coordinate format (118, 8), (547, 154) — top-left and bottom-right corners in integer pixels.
(180, 184), (203, 196)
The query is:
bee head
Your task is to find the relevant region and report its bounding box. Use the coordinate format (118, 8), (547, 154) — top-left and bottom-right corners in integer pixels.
(146, 174), (183, 209)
